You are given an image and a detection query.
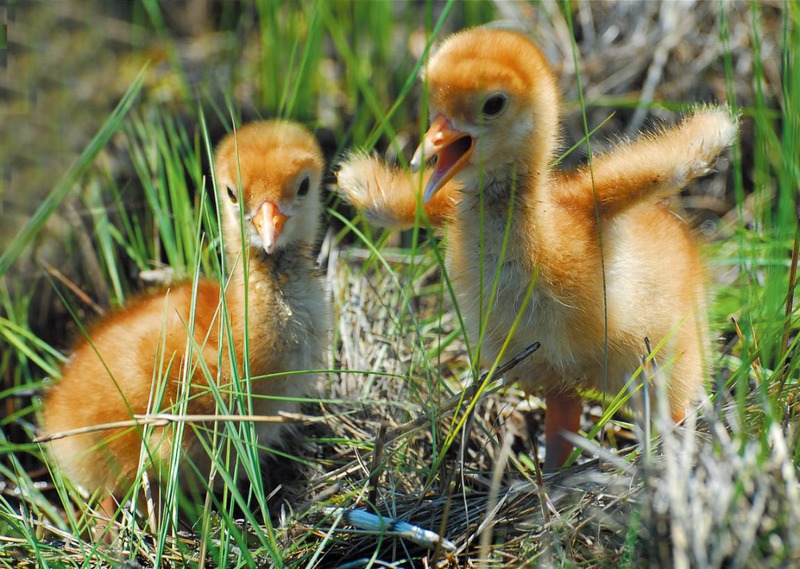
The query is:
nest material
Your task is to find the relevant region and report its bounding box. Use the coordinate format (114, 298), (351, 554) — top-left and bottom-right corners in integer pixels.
(275, 252), (800, 567)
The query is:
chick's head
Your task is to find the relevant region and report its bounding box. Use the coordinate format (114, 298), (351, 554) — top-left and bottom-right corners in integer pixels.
(215, 120), (324, 254)
(411, 27), (561, 202)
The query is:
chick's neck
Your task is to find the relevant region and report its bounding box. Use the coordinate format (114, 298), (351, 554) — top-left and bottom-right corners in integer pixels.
(227, 241), (316, 291)
(221, 239), (318, 355)
(455, 126), (556, 268)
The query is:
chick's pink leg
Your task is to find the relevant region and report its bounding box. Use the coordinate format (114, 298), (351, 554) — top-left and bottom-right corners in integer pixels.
(543, 387), (583, 472)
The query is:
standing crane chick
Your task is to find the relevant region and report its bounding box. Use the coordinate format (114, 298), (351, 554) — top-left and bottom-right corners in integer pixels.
(41, 120), (329, 516)
(337, 26), (737, 471)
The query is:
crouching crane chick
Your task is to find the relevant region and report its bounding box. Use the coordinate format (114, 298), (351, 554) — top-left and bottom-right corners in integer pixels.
(41, 120), (329, 520)
(337, 26), (737, 471)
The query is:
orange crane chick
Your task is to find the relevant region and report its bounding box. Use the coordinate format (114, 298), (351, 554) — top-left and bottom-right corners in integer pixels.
(41, 120), (329, 515)
(337, 26), (737, 471)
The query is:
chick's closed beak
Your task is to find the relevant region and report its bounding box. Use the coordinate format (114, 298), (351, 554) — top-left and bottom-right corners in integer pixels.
(251, 201), (289, 254)
(410, 114), (475, 204)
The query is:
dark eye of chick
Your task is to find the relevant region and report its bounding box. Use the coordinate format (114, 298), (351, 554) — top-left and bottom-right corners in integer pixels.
(481, 94), (508, 118)
(297, 176), (310, 197)
(226, 186), (238, 204)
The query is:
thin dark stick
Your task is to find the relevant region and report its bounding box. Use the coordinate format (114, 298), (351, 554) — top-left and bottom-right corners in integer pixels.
(40, 259), (106, 317)
(368, 423), (387, 506)
(641, 337), (653, 460)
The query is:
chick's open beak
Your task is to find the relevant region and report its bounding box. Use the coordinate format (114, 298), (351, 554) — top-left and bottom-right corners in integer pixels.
(410, 114), (475, 203)
(251, 200), (289, 254)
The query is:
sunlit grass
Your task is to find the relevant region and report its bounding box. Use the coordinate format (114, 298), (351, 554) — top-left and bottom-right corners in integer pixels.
(1, 0), (798, 566)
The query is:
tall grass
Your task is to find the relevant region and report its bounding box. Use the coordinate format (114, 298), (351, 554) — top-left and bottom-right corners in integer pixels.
(715, 0), (800, 428)
(1, 1), (797, 567)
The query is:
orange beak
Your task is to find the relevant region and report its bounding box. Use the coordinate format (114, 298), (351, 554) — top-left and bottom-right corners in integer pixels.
(251, 201), (289, 254)
(410, 114), (475, 203)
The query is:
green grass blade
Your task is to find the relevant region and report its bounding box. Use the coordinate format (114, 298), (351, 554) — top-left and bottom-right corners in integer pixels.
(0, 68), (146, 277)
